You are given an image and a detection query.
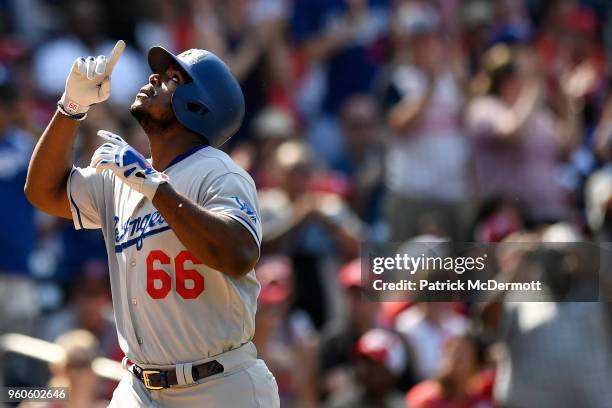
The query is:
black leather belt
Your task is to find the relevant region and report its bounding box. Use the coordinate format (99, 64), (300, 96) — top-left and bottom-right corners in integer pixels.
(131, 360), (224, 390)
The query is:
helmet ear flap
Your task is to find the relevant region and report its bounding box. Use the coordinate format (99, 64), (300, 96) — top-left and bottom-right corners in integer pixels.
(172, 83), (212, 142)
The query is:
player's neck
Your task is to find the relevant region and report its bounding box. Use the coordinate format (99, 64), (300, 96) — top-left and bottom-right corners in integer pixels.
(148, 129), (207, 171)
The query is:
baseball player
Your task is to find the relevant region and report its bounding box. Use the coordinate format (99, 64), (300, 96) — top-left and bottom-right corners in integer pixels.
(25, 40), (280, 407)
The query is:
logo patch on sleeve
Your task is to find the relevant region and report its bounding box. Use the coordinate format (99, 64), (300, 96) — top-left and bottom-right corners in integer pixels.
(231, 196), (257, 224)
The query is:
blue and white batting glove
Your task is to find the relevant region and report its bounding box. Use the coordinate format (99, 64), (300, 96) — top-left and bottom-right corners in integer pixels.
(90, 130), (169, 200)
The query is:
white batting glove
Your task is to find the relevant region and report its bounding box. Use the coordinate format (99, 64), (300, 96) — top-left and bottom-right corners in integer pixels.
(59, 40), (125, 116)
(90, 130), (170, 200)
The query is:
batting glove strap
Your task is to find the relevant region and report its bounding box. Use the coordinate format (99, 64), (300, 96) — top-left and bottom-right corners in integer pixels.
(132, 167), (170, 201)
(59, 93), (90, 116)
(57, 100), (88, 121)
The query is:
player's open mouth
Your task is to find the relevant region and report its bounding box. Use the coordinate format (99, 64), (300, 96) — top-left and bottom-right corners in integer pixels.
(137, 86), (155, 99)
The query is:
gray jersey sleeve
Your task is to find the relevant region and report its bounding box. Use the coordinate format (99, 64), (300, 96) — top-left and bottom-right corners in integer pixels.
(199, 172), (262, 246)
(66, 166), (108, 230)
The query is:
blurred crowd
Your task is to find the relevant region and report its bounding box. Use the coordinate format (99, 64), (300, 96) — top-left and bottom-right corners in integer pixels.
(1, 0), (612, 407)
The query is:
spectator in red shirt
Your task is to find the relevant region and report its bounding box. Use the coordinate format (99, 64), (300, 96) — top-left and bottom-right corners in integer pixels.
(406, 334), (493, 408)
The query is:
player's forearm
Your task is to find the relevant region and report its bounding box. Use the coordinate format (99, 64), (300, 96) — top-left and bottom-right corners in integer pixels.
(152, 183), (259, 278)
(24, 110), (80, 218)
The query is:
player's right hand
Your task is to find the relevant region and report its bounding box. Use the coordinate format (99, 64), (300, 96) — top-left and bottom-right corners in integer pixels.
(59, 40), (125, 116)
(90, 130), (170, 200)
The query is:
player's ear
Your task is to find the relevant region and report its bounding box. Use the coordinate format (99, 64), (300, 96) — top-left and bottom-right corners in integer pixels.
(149, 73), (161, 86)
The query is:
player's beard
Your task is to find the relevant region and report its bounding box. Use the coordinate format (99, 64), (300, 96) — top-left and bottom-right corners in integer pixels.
(129, 103), (177, 135)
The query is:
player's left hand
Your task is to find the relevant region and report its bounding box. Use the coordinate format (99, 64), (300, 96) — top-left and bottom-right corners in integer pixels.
(90, 130), (169, 200)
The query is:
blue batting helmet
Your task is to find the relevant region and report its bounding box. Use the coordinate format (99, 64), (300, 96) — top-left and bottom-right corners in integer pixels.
(147, 47), (245, 148)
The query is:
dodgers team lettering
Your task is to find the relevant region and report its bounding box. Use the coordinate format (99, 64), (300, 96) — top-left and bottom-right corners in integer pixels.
(114, 211), (169, 253)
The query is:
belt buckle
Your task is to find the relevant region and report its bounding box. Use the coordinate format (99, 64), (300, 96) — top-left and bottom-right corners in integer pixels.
(142, 370), (163, 390)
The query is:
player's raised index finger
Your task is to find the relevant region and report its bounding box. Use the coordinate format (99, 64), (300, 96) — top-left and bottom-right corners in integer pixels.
(105, 40), (126, 75)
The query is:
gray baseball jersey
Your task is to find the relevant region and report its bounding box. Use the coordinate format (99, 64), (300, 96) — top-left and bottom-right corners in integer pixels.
(67, 145), (262, 365)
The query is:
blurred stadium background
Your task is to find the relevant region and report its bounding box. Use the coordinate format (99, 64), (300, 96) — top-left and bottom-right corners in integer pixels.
(1, 0), (612, 407)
